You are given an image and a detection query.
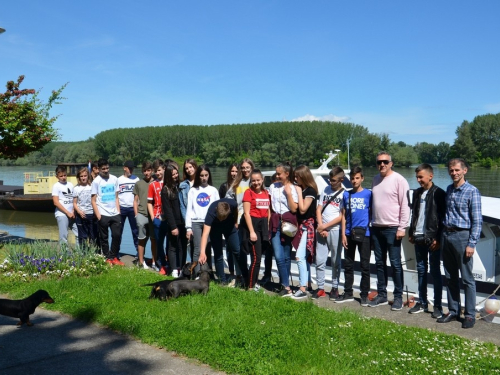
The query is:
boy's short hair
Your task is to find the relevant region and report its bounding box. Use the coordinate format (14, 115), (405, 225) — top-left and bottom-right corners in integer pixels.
(97, 158), (109, 168)
(329, 166), (344, 178)
(55, 166), (66, 175)
(350, 166), (364, 178)
(142, 161), (153, 172)
(216, 202), (231, 221)
(415, 163), (433, 174)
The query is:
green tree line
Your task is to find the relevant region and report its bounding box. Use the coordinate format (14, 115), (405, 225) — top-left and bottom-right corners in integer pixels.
(8, 113), (500, 168)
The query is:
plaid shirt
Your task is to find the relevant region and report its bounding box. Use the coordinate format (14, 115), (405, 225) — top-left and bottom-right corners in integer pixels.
(444, 181), (482, 248)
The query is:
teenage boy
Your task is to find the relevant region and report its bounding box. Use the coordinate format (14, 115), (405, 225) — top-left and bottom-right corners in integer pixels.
(408, 164), (446, 318)
(198, 198), (247, 285)
(133, 161), (157, 270)
(91, 158), (123, 265)
(52, 166), (78, 244)
(147, 160), (169, 274)
(336, 167), (371, 306)
(439, 158), (482, 329)
(312, 166), (344, 300)
(118, 160), (139, 255)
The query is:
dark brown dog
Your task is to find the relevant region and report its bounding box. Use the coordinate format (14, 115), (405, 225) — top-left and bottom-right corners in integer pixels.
(0, 289), (55, 326)
(144, 261), (198, 300)
(166, 270), (211, 299)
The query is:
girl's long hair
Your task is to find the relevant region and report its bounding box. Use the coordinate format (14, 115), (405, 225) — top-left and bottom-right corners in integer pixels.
(162, 164), (179, 199)
(231, 158), (255, 191)
(226, 163), (239, 188)
(76, 167), (91, 186)
(193, 164), (213, 188)
(182, 158), (198, 181)
(294, 165), (318, 195)
(277, 161), (294, 184)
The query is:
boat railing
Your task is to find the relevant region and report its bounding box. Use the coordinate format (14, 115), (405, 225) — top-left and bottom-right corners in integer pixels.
(23, 172), (54, 183)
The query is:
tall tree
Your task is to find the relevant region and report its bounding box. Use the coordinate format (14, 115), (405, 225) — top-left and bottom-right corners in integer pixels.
(0, 76), (66, 159)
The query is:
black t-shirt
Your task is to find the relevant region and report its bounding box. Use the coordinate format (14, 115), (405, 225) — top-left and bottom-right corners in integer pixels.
(297, 186), (317, 224)
(204, 198), (238, 234)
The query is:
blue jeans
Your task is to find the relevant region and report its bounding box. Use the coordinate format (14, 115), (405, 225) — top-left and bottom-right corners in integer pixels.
(372, 226), (403, 299)
(441, 230), (476, 319)
(211, 228), (243, 282)
(296, 228), (310, 287)
(415, 243), (443, 308)
(76, 213), (96, 247)
(120, 206), (139, 252)
(153, 218), (168, 267)
(271, 229), (292, 287)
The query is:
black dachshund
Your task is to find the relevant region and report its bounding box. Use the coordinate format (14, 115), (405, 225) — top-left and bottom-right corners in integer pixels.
(0, 290), (55, 326)
(143, 261), (198, 300)
(167, 270), (211, 299)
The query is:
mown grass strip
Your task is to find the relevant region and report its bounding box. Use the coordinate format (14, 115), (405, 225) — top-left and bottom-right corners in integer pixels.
(1, 267), (499, 375)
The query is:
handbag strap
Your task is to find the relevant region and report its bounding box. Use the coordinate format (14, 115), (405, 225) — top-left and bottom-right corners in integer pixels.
(321, 188), (344, 215)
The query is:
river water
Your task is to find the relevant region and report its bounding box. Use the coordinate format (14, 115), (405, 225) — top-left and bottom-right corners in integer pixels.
(1, 165), (500, 257)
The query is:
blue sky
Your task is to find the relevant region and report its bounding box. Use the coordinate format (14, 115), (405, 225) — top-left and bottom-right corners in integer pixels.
(1, 1), (499, 145)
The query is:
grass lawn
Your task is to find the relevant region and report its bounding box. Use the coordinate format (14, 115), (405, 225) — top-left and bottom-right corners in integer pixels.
(1, 266), (499, 374)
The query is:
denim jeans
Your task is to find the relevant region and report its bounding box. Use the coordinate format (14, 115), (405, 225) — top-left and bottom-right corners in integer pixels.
(372, 226), (403, 299)
(211, 228), (243, 282)
(344, 236), (371, 297)
(415, 243), (443, 308)
(153, 218), (168, 267)
(296, 228), (310, 287)
(76, 213), (96, 247)
(441, 230), (476, 319)
(120, 206), (139, 252)
(271, 228), (292, 287)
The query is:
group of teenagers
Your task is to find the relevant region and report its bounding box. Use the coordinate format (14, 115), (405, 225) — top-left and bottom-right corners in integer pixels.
(52, 152), (481, 329)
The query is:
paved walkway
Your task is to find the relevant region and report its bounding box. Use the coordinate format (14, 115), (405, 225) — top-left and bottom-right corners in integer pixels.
(1, 254), (499, 374)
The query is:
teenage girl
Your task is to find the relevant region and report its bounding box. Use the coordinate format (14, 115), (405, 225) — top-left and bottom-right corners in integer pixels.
(242, 169), (270, 290)
(73, 167), (96, 247)
(179, 158), (198, 263)
(269, 162), (298, 297)
(291, 165), (318, 299)
(185, 165), (220, 270)
(219, 163), (239, 276)
(161, 163), (187, 277)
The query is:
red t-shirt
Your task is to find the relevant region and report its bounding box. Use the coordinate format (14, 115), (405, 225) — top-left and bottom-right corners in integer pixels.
(147, 180), (163, 219)
(243, 189), (270, 219)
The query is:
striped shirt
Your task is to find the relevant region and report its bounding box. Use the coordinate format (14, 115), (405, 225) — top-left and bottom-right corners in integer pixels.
(443, 181), (482, 248)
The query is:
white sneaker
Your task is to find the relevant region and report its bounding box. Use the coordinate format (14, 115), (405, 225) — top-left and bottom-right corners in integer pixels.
(172, 269), (179, 278)
(142, 261), (149, 270)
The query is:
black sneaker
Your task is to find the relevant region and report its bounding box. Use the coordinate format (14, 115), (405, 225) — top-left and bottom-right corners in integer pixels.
(391, 298), (403, 311)
(462, 317), (475, 329)
(369, 295), (388, 307)
(328, 288), (339, 300)
(334, 293), (354, 304)
(409, 302), (428, 314)
(360, 296), (369, 307)
(278, 288), (293, 297)
(431, 308), (444, 319)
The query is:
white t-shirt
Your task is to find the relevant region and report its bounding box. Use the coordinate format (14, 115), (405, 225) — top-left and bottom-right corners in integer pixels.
(91, 174), (119, 217)
(318, 186), (344, 231)
(118, 175), (139, 208)
(52, 181), (74, 218)
(185, 185), (220, 228)
(269, 182), (299, 215)
(73, 185), (93, 215)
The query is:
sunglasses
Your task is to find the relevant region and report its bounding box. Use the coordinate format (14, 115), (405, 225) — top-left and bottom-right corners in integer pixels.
(376, 160), (391, 165)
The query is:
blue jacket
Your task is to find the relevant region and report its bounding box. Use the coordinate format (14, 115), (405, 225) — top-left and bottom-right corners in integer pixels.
(179, 179), (191, 220)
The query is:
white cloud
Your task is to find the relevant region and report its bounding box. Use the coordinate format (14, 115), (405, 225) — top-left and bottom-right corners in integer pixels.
(291, 114), (350, 122)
